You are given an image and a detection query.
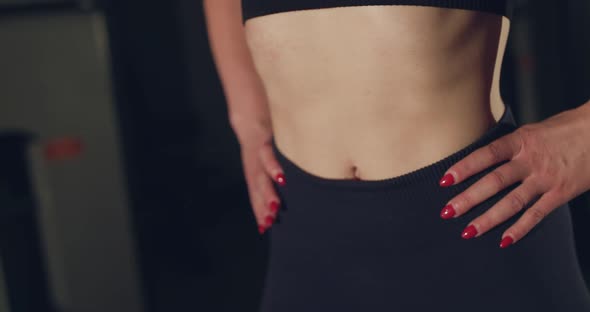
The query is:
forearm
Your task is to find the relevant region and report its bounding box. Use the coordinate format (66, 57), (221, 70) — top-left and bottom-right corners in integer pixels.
(202, 0), (271, 134)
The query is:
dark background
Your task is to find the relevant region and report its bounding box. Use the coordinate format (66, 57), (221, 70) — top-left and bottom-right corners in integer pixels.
(0, 1), (589, 311)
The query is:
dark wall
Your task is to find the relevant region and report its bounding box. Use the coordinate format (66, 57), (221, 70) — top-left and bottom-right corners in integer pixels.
(104, 1), (267, 311)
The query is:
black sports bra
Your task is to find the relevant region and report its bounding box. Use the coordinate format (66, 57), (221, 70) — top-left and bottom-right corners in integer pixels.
(242, 0), (511, 24)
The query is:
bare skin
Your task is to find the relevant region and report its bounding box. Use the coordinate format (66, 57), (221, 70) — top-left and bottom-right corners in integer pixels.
(244, 5), (509, 181)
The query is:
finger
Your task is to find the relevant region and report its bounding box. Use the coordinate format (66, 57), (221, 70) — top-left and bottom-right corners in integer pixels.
(460, 181), (540, 239)
(247, 190), (268, 236)
(245, 172), (267, 229)
(440, 131), (522, 186)
(250, 167), (281, 235)
(256, 168), (281, 226)
(259, 143), (286, 186)
(499, 189), (564, 248)
(442, 160), (527, 218)
(241, 150), (272, 235)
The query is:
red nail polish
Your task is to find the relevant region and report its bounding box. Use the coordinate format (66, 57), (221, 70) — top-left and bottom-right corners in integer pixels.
(440, 204), (456, 219)
(461, 224), (477, 239)
(439, 173), (455, 187)
(270, 200), (280, 213)
(265, 215), (275, 227)
(258, 225), (266, 234)
(275, 173), (286, 186)
(500, 236), (513, 248)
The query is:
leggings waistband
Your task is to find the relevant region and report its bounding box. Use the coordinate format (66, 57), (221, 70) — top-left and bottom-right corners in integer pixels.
(271, 104), (518, 191)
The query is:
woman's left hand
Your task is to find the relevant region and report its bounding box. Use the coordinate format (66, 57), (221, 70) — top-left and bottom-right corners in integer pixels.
(438, 103), (590, 248)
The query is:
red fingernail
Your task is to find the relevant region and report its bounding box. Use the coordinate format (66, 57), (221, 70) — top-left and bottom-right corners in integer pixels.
(270, 200), (280, 213)
(258, 225), (266, 235)
(439, 173), (455, 187)
(275, 173), (286, 186)
(461, 224), (478, 239)
(500, 236), (514, 248)
(265, 215), (275, 227)
(440, 204), (456, 219)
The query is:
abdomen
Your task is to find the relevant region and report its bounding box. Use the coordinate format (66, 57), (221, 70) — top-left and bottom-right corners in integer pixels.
(244, 5), (509, 181)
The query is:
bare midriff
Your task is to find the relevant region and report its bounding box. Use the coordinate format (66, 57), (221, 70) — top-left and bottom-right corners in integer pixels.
(244, 5), (510, 181)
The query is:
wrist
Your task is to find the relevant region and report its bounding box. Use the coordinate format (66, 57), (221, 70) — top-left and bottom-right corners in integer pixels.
(229, 112), (273, 148)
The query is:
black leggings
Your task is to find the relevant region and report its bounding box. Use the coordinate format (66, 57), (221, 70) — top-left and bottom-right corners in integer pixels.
(261, 105), (590, 312)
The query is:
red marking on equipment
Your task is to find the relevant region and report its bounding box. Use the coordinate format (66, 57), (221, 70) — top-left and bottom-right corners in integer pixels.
(44, 137), (83, 161)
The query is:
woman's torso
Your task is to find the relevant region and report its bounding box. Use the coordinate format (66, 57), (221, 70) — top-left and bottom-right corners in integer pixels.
(244, 5), (510, 180)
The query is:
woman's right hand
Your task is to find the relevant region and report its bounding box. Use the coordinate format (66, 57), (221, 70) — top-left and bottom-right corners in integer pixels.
(203, 0), (286, 234)
(231, 114), (286, 235)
